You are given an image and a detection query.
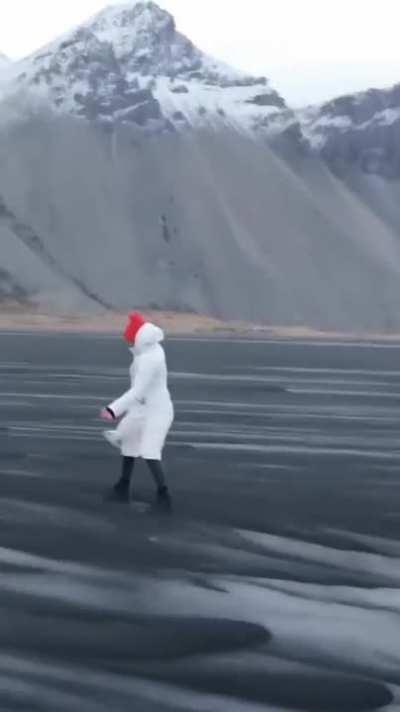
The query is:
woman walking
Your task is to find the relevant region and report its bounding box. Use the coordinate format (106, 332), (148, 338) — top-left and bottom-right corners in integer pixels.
(100, 312), (174, 508)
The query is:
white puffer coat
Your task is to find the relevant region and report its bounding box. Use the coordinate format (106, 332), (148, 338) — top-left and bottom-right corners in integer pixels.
(108, 323), (174, 460)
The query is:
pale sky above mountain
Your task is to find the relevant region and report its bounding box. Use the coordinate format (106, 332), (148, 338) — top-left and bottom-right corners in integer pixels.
(0, 0), (399, 106)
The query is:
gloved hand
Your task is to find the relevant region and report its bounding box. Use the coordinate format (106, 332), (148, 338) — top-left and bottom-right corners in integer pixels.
(100, 407), (115, 422)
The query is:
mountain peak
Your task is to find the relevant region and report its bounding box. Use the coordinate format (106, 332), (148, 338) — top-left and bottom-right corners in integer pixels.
(87, 1), (175, 54)
(81, 0), (195, 76)
(91, 1), (173, 26)
(7, 1), (288, 134)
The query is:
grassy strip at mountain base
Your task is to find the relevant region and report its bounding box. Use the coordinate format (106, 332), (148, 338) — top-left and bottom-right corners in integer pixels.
(2, 301), (400, 341)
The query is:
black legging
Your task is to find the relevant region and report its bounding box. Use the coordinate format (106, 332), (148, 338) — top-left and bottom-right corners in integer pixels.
(119, 456), (167, 492)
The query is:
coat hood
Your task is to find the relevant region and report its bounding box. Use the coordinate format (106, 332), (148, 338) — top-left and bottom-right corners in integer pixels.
(132, 322), (164, 354)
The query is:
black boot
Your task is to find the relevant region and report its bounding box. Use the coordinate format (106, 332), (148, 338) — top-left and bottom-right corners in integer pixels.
(156, 485), (172, 512)
(146, 460), (172, 512)
(104, 480), (130, 502)
(104, 457), (135, 502)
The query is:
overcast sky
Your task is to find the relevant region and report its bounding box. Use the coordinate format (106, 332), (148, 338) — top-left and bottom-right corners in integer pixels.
(0, 0), (399, 106)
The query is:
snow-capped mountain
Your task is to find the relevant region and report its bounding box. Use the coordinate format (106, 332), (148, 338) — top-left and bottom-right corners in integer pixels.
(299, 82), (400, 178)
(2, 1), (400, 330)
(7, 1), (293, 137)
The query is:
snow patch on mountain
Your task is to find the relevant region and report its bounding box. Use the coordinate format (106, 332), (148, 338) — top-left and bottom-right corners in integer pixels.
(297, 81), (400, 178)
(299, 84), (400, 147)
(299, 107), (353, 149)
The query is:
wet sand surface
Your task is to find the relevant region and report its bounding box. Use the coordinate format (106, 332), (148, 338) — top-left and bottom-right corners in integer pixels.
(0, 332), (399, 711)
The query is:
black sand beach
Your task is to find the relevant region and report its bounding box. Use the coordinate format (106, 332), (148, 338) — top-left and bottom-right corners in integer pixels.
(0, 331), (399, 711)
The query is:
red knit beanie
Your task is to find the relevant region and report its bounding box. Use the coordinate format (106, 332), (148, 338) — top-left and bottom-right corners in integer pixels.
(124, 312), (146, 343)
